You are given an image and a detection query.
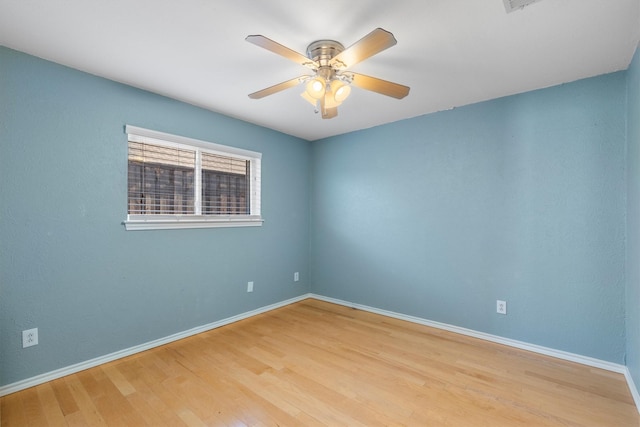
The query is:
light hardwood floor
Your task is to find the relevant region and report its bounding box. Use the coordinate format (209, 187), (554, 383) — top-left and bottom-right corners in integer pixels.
(1, 299), (639, 426)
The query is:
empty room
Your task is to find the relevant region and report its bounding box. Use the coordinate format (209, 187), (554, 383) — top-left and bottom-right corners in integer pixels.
(2, 0), (640, 425)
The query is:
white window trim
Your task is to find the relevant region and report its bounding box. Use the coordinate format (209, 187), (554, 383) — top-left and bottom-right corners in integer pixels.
(124, 125), (263, 231)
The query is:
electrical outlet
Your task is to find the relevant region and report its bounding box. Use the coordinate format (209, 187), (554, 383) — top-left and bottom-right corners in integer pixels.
(294, 272), (299, 282)
(22, 328), (38, 348)
(247, 281), (254, 293)
(497, 300), (507, 315)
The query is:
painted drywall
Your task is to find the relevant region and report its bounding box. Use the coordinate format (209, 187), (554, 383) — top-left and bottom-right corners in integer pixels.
(627, 43), (640, 390)
(311, 73), (627, 363)
(0, 47), (311, 386)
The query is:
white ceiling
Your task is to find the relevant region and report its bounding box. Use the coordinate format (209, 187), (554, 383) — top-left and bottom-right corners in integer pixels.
(1, 0), (639, 141)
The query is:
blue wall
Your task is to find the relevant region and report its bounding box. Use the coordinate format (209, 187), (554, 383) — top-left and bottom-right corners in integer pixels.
(0, 47), (311, 386)
(311, 73), (628, 363)
(1, 43), (636, 388)
(627, 43), (640, 391)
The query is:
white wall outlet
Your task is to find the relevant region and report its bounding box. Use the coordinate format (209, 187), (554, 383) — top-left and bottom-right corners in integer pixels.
(497, 300), (507, 315)
(294, 272), (299, 282)
(247, 281), (254, 293)
(22, 328), (38, 348)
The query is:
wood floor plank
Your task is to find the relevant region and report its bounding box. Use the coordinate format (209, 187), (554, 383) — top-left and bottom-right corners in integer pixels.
(64, 375), (108, 427)
(50, 377), (80, 418)
(36, 384), (67, 426)
(21, 387), (49, 426)
(2, 299), (639, 426)
(1, 392), (28, 427)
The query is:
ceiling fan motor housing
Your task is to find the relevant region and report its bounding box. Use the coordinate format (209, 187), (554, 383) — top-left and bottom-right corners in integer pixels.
(306, 40), (344, 65)
(306, 40), (348, 84)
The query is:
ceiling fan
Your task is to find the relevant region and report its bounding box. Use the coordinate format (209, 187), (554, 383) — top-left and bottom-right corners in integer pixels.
(245, 28), (410, 119)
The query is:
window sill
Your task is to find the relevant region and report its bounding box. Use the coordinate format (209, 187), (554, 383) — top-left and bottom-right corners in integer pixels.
(123, 215), (264, 231)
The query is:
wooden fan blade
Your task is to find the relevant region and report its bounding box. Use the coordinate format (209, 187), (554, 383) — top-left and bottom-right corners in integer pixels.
(322, 107), (338, 119)
(330, 28), (397, 69)
(246, 35), (317, 69)
(320, 97), (338, 119)
(350, 73), (410, 99)
(248, 77), (305, 99)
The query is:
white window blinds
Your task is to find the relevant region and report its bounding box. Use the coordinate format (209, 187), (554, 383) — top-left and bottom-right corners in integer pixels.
(124, 125), (262, 230)
(128, 141), (196, 215)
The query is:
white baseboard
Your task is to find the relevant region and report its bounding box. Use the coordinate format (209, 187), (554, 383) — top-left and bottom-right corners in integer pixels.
(625, 366), (640, 411)
(0, 294), (311, 397)
(309, 294), (639, 414)
(309, 295), (630, 372)
(3, 291), (639, 415)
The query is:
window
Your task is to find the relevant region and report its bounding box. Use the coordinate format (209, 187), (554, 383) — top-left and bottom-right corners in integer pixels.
(124, 125), (262, 230)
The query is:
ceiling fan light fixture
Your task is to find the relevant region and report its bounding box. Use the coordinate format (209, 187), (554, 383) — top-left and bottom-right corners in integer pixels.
(300, 91), (318, 107)
(330, 79), (351, 104)
(306, 76), (326, 100)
